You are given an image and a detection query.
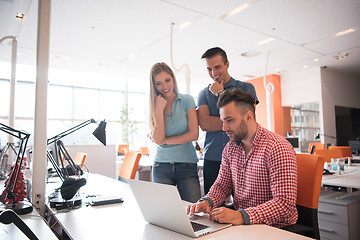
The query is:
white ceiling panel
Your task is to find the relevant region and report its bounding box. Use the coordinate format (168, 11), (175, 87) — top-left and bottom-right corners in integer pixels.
(305, 31), (360, 55)
(0, 0), (359, 83)
(227, 0), (360, 46)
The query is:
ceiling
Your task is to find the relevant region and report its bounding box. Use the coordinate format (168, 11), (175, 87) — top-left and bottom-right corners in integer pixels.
(1, 0), (360, 92)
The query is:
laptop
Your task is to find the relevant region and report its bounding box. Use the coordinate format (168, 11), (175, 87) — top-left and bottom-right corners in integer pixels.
(128, 179), (232, 238)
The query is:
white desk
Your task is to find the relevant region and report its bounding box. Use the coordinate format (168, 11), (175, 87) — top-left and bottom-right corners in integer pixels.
(322, 164), (360, 189)
(47, 174), (312, 240)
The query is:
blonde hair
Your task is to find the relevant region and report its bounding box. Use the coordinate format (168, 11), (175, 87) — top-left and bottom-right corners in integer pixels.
(149, 62), (179, 131)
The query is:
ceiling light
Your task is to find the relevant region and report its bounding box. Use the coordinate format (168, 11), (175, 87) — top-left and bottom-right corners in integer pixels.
(257, 37), (275, 46)
(304, 65), (308, 68)
(335, 53), (349, 60)
(334, 28), (355, 37)
(128, 52), (136, 59)
(179, 20), (192, 31)
(313, 58), (319, 62)
(219, 4), (250, 19)
(16, 13), (25, 19)
(240, 50), (260, 57)
(242, 74), (255, 79)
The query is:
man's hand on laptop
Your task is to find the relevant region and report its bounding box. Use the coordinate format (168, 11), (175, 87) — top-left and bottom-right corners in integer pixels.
(187, 200), (211, 217)
(187, 200), (245, 225)
(210, 207), (244, 225)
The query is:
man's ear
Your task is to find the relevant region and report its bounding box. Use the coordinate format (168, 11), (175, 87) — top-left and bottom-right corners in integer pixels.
(245, 111), (253, 121)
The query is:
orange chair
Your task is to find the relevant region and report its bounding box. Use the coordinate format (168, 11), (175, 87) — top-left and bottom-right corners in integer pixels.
(139, 147), (149, 156)
(118, 151), (142, 183)
(282, 154), (324, 239)
(117, 144), (129, 156)
(308, 142), (325, 153)
(314, 149), (343, 163)
(74, 152), (87, 168)
(328, 146), (353, 158)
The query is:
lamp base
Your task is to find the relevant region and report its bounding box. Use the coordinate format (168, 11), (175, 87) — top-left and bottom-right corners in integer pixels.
(49, 195), (82, 210)
(0, 200), (33, 215)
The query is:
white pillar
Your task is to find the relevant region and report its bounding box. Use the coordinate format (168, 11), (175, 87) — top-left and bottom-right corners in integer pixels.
(0, 36), (17, 164)
(8, 38), (17, 163)
(32, 0), (51, 216)
(263, 52), (274, 131)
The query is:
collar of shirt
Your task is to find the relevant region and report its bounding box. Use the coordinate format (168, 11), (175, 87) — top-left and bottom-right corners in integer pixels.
(235, 124), (264, 149)
(224, 77), (236, 90)
(165, 92), (182, 116)
(251, 124), (263, 147)
(175, 92), (182, 101)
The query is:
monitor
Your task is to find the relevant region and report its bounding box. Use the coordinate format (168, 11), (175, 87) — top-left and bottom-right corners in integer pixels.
(285, 137), (299, 148)
(348, 140), (360, 156)
(285, 137), (301, 152)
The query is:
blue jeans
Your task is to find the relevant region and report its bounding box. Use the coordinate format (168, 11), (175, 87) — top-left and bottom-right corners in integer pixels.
(203, 159), (221, 195)
(152, 162), (201, 203)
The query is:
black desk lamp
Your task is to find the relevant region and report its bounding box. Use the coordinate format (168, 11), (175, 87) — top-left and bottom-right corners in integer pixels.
(0, 123), (32, 215)
(315, 133), (337, 140)
(46, 119), (106, 206)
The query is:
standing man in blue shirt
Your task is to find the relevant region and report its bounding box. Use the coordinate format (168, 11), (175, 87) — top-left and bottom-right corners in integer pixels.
(197, 47), (259, 195)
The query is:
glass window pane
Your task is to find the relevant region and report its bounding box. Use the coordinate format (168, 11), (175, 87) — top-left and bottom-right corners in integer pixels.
(99, 90), (123, 121)
(15, 82), (35, 118)
(73, 88), (99, 119)
(128, 92), (147, 122)
(48, 85), (73, 119)
(0, 80), (9, 116)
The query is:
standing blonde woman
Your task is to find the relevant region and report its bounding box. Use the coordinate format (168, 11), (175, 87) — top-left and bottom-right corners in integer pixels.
(148, 62), (201, 203)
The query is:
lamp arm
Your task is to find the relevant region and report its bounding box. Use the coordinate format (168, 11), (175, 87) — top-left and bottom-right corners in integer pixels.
(0, 123), (30, 203)
(46, 150), (65, 181)
(0, 209), (39, 240)
(8, 136), (29, 194)
(47, 118), (95, 145)
(56, 140), (79, 177)
(0, 123), (30, 140)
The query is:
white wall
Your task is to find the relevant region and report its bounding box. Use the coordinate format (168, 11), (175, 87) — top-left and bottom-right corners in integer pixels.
(281, 66), (360, 146)
(66, 144), (116, 179)
(320, 68), (360, 145)
(281, 67), (322, 106)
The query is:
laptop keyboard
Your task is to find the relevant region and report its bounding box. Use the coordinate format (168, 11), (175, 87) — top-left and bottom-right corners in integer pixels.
(191, 221), (210, 232)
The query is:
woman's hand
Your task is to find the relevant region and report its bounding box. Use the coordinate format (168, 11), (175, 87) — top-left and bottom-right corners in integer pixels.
(155, 95), (167, 113)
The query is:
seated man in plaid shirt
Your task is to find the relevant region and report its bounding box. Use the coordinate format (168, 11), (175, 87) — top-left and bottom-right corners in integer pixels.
(187, 89), (298, 228)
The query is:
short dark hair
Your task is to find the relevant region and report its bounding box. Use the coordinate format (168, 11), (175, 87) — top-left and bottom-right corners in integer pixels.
(201, 47), (228, 65)
(217, 89), (256, 117)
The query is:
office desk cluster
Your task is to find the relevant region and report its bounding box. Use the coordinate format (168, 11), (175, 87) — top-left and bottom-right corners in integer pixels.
(46, 174), (312, 240)
(320, 163), (360, 240)
(322, 163), (360, 190)
(4, 161), (360, 240)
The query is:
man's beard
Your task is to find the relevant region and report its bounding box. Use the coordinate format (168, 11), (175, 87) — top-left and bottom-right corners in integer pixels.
(228, 118), (248, 142)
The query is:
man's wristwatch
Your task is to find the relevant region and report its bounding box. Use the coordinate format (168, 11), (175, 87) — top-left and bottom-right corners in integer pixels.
(215, 90), (224, 97)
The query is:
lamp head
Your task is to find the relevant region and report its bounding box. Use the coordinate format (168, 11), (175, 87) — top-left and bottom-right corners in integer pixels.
(93, 120), (106, 146)
(60, 177), (87, 200)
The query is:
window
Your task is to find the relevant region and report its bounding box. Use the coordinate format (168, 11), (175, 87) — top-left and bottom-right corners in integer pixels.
(290, 102), (320, 151)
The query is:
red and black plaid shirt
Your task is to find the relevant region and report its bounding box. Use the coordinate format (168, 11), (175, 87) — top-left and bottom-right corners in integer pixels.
(207, 124), (298, 228)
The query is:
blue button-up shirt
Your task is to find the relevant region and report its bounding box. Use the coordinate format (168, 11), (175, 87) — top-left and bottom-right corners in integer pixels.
(197, 77), (258, 161)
